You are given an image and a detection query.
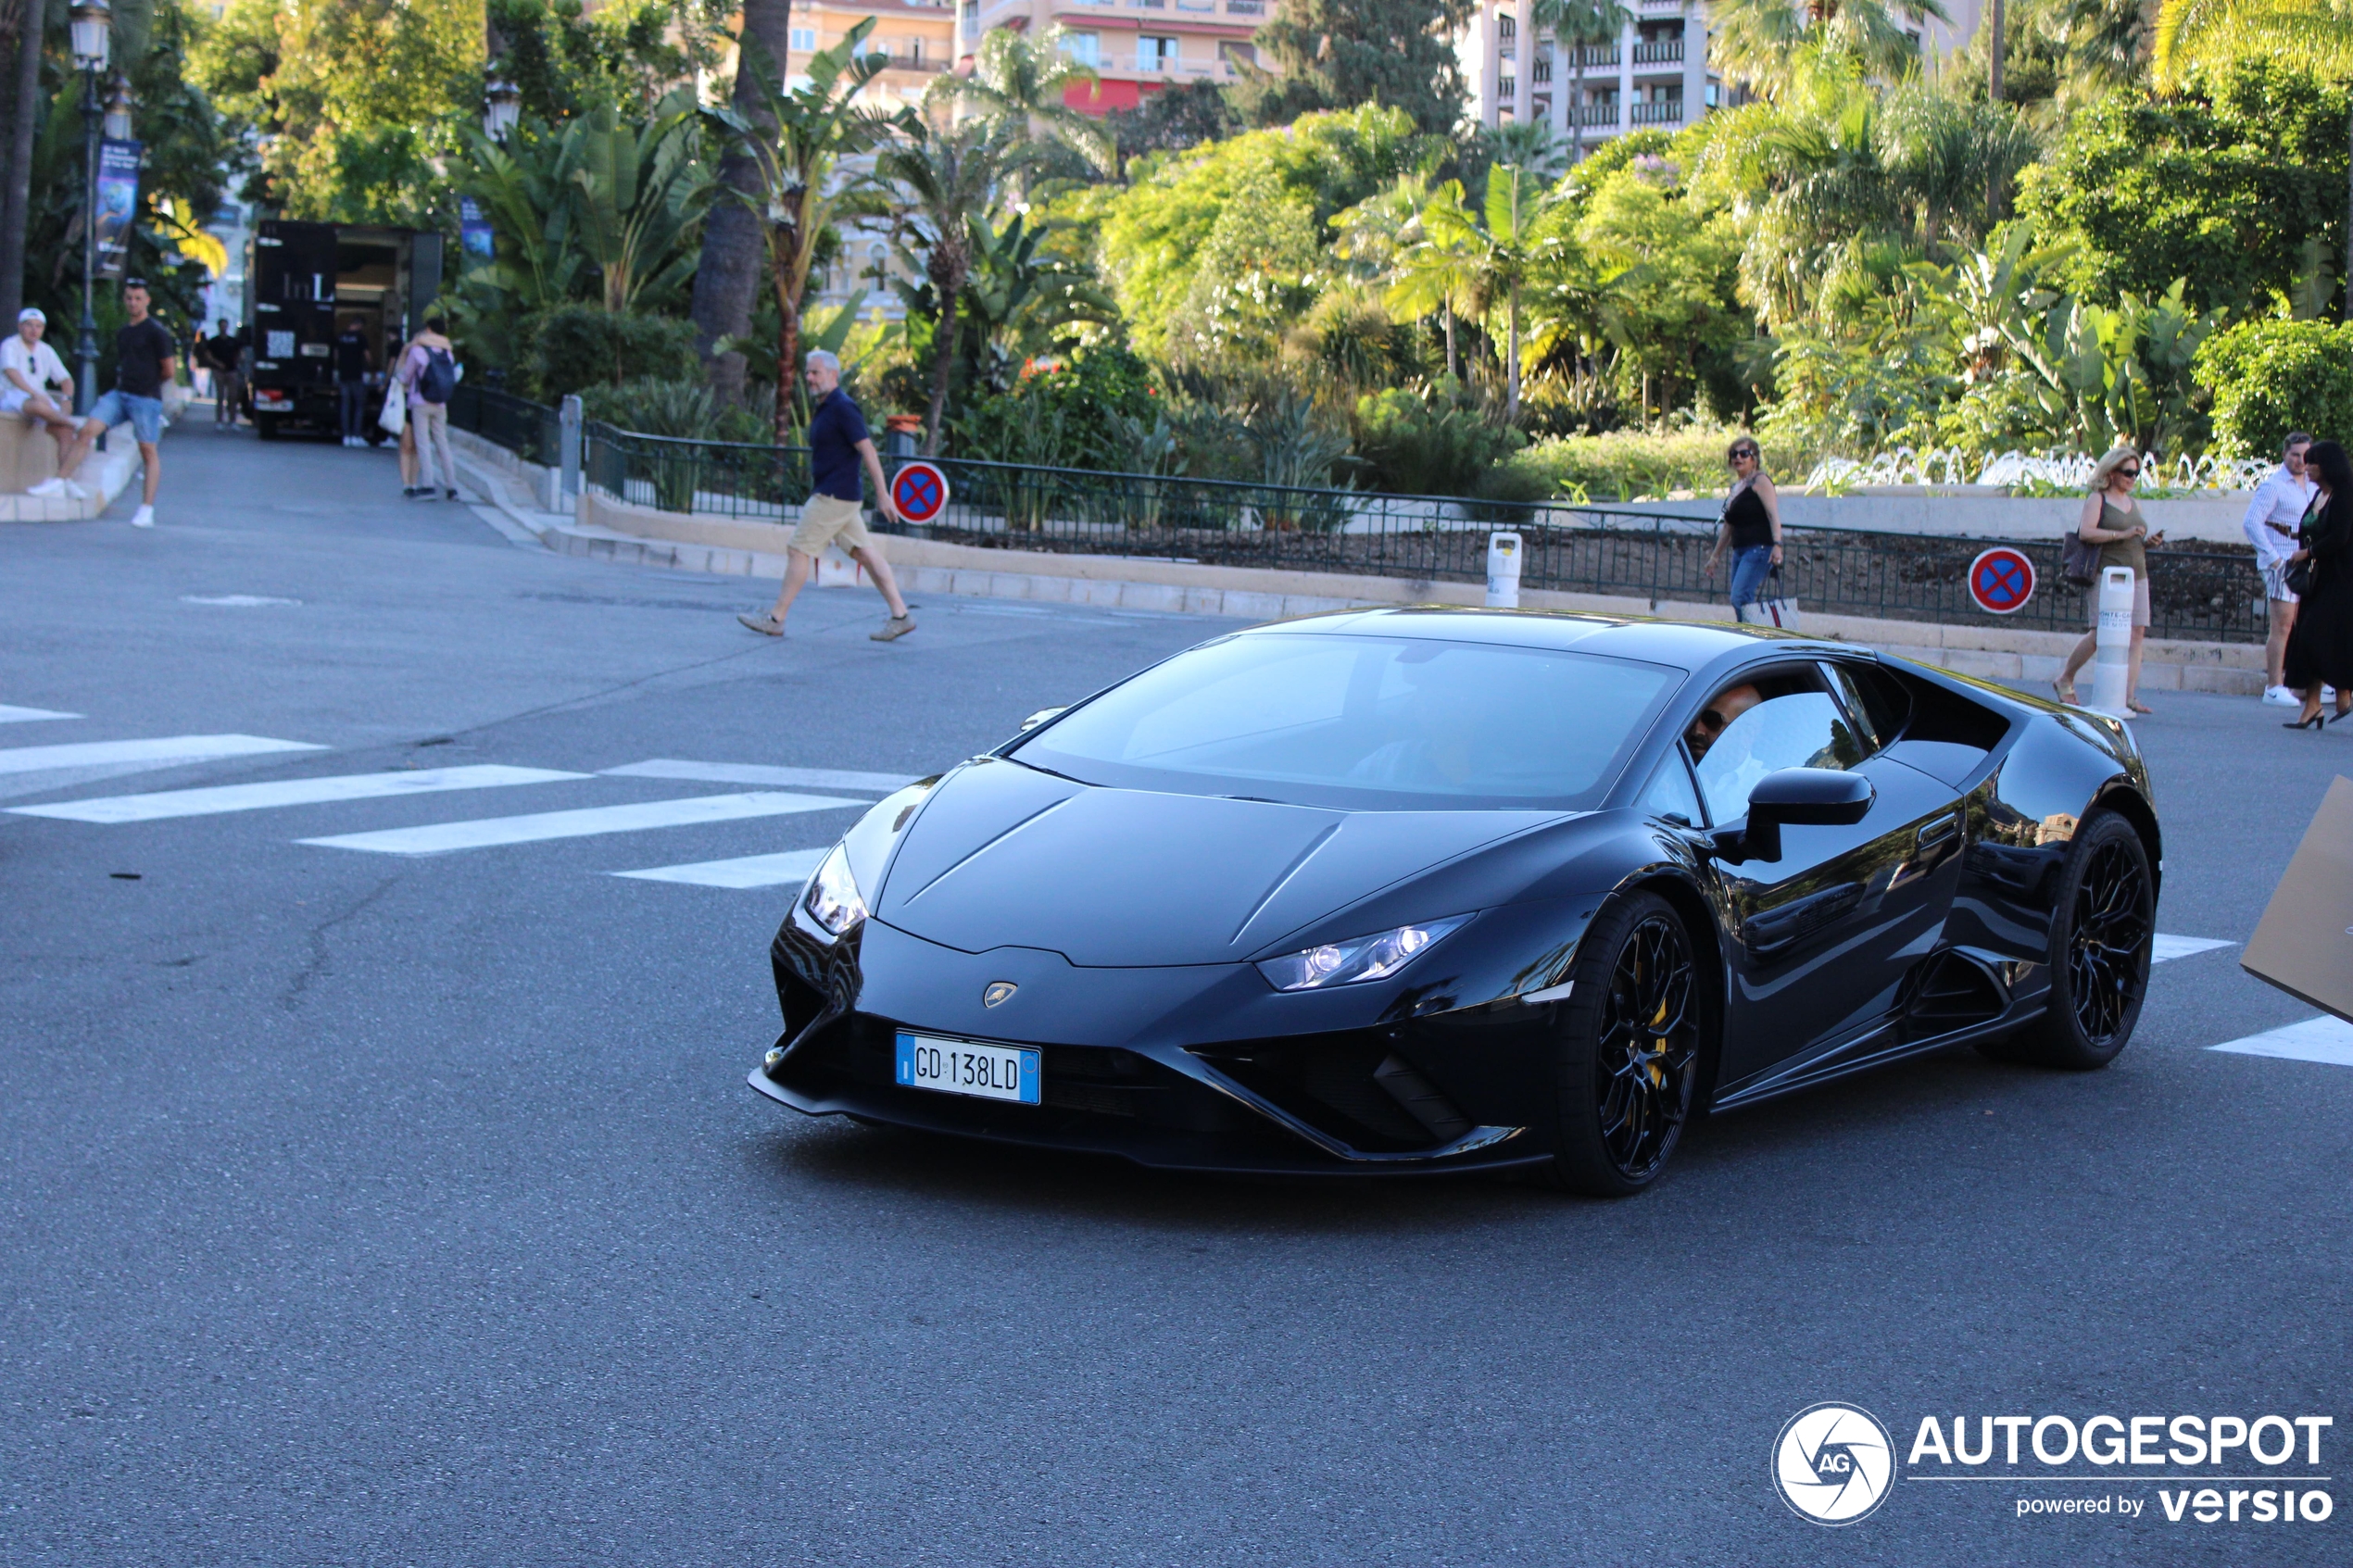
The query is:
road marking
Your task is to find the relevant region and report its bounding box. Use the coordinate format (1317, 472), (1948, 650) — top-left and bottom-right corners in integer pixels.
(0, 734), (325, 776)
(2208, 1017), (2353, 1068)
(2151, 935), (2235, 964)
(181, 595), (302, 607)
(0, 705), (79, 723)
(299, 791), (866, 855)
(612, 847), (828, 889)
(7, 765), (588, 823)
(602, 759), (915, 794)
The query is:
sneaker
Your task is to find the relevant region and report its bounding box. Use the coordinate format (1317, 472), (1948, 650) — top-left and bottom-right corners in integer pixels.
(445, 486), (459, 502)
(402, 486), (425, 499)
(737, 611), (786, 637)
(2264, 685), (2302, 706)
(25, 476), (67, 497)
(130, 505), (154, 529)
(64, 480), (87, 500)
(870, 615), (917, 643)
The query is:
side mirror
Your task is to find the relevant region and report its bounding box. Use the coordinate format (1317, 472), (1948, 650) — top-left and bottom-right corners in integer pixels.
(1709, 768), (1874, 864)
(1018, 706), (1067, 733)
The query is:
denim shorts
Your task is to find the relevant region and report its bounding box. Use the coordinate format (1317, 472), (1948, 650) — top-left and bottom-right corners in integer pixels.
(90, 389), (163, 444)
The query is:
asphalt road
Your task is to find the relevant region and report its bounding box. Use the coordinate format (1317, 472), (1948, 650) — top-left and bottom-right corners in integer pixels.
(2, 421), (2346, 1566)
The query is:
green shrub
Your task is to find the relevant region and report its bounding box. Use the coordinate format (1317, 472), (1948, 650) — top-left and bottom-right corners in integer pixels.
(950, 347), (1159, 467)
(578, 378), (778, 445)
(522, 307), (699, 402)
(2195, 318), (2353, 458)
(1351, 388), (1524, 496)
(1500, 427), (1811, 501)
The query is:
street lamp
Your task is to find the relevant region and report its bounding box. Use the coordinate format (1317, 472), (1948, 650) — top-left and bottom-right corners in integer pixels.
(69, 0), (109, 418)
(103, 74), (132, 142)
(484, 77), (521, 142)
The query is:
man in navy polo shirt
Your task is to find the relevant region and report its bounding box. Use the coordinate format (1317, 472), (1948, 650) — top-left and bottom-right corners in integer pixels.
(738, 350), (914, 641)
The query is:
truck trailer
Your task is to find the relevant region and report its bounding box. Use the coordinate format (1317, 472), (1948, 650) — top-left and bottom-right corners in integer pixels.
(245, 220), (443, 440)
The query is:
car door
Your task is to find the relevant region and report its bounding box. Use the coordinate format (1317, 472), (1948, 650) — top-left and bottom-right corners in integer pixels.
(1694, 667), (1965, 1087)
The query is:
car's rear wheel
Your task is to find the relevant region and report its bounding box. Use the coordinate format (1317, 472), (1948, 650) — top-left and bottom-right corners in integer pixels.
(1980, 809), (2152, 1070)
(1531, 890), (1705, 1197)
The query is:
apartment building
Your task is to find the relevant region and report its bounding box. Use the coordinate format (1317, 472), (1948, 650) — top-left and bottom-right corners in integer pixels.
(1457, 0), (1986, 147)
(776, 0), (960, 111)
(956, 0), (1271, 114)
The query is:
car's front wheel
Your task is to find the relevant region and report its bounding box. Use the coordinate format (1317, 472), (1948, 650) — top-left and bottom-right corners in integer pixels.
(1981, 808), (2153, 1070)
(1532, 890), (1705, 1197)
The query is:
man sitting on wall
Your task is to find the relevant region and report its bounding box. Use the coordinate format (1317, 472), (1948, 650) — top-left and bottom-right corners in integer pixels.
(3, 308), (88, 498)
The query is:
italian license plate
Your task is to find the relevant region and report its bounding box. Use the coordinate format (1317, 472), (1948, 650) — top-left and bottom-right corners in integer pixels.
(896, 1032), (1040, 1105)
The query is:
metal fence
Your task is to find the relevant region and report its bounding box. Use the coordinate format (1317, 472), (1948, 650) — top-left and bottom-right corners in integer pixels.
(554, 419), (2269, 644)
(448, 383), (562, 469)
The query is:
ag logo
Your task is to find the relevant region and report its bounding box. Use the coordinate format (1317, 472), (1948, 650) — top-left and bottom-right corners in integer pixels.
(1773, 1402), (1894, 1525)
(982, 982), (1017, 1008)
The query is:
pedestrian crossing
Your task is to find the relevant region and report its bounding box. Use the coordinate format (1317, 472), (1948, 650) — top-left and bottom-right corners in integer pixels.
(9, 764), (588, 823)
(2209, 1016), (2353, 1068)
(612, 847), (829, 889)
(0, 734), (326, 774)
(298, 790), (869, 856)
(0, 704), (78, 723)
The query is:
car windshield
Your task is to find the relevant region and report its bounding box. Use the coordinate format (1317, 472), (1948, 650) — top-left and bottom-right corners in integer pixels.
(1013, 632), (1680, 809)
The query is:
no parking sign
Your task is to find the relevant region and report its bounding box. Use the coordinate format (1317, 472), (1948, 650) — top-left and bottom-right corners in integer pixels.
(1968, 546), (2036, 615)
(891, 460), (950, 525)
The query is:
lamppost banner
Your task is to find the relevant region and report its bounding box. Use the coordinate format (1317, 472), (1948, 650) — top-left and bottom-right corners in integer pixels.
(459, 196), (495, 260)
(94, 137), (141, 279)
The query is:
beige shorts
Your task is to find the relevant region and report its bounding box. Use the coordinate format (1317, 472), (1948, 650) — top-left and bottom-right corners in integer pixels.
(791, 492), (875, 558)
(2086, 573), (2151, 629)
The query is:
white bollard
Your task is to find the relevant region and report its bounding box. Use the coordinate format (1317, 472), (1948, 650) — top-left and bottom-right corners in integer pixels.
(1486, 531), (1523, 608)
(2085, 565), (2134, 716)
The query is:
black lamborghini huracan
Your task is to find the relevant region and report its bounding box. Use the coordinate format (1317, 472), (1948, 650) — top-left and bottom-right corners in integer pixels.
(749, 607), (2159, 1194)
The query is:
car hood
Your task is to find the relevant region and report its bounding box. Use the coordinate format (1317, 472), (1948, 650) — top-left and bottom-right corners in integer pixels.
(874, 759), (1562, 967)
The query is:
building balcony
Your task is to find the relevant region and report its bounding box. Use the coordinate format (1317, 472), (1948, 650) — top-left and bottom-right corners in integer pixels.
(1629, 98), (1684, 123)
(1226, 0), (1264, 12)
(1570, 44), (1620, 68)
(1631, 40), (1684, 64)
(1577, 103), (1620, 127)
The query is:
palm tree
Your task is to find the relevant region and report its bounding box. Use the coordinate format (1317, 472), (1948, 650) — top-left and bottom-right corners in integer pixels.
(2153, 1), (2353, 316)
(881, 104), (1032, 455)
(1392, 167), (1568, 420)
(1708, 0), (1954, 97)
(703, 19), (911, 439)
(1385, 186), (1483, 382)
(955, 27), (1117, 182)
(558, 95), (711, 314)
(1534, 0), (1632, 164)
(689, 0), (793, 402)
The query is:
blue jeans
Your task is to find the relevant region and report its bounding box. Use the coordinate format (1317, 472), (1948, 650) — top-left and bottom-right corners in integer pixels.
(339, 381), (369, 440)
(88, 389), (163, 445)
(1729, 544), (1775, 610)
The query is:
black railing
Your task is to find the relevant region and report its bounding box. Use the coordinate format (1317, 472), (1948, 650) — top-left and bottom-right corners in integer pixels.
(447, 383), (562, 468)
(575, 424), (2267, 644)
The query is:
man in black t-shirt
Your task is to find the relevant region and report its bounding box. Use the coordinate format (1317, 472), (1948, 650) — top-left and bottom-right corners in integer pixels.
(332, 318), (373, 446)
(200, 319), (245, 425)
(58, 278), (177, 527)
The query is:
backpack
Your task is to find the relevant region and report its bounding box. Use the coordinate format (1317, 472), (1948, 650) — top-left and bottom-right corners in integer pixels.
(418, 345), (458, 404)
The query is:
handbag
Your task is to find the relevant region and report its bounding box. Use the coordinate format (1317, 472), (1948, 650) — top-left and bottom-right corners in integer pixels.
(2060, 528), (2100, 588)
(2285, 558), (2313, 598)
(377, 385), (405, 436)
(1735, 565), (1802, 630)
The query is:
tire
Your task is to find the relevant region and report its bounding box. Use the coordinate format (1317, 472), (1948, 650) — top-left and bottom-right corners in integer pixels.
(254, 414), (282, 441)
(1527, 890), (1707, 1197)
(1980, 809), (2152, 1070)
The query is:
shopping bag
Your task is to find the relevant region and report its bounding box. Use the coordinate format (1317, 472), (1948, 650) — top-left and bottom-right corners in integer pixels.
(2242, 775), (2353, 1025)
(1734, 567), (1802, 631)
(377, 388), (405, 436)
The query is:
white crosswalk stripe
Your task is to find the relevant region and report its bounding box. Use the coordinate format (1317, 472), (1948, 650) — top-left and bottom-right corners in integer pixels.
(2151, 935), (2235, 964)
(0, 704), (78, 723)
(602, 759), (914, 794)
(612, 847), (828, 889)
(0, 734), (325, 774)
(2208, 1017), (2353, 1068)
(7, 765), (588, 824)
(299, 791), (867, 855)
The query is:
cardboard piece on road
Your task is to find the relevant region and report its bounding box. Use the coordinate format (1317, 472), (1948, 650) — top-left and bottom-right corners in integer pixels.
(2242, 774), (2353, 1025)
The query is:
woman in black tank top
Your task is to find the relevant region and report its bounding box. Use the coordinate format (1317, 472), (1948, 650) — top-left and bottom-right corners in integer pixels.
(1704, 437), (1781, 612)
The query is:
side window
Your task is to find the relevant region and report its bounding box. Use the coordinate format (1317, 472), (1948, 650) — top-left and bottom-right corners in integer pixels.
(1819, 663), (1887, 757)
(1692, 689), (1866, 823)
(1828, 661), (1911, 746)
(1638, 748), (1705, 826)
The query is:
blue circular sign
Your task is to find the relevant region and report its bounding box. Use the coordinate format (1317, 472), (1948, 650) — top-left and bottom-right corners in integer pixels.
(1969, 546), (2036, 615)
(891, 461), (950, 524)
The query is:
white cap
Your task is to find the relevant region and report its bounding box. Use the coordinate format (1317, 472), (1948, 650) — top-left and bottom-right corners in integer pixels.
(18, 307), (43, 324)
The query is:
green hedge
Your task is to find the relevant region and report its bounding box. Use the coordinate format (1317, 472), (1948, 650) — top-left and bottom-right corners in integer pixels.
(1496, 427), (1810, 502)
(2196, 318), (2353, 458)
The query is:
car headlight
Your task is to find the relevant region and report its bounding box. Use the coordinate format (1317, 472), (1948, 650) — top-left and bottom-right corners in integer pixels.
(1256, 915), (1469, 992)
(801, 842), (867, 937)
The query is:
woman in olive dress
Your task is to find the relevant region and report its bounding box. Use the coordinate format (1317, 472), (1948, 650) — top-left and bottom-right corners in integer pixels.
(2282, 439), (2353, 728)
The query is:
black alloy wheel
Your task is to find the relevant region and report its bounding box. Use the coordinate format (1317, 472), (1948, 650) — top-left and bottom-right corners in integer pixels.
(1532, 890), (1705, 1197)
(1982, 809), (2152, 1070)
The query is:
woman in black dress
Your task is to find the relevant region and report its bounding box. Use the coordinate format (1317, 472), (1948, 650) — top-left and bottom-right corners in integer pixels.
(2282, 439), (2353, 728)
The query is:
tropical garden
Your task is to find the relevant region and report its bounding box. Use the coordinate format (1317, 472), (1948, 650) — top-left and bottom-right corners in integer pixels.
(1, 0), (2348, 502)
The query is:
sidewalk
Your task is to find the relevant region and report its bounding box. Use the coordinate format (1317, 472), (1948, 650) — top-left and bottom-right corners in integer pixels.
(447, 431), (2267, 696)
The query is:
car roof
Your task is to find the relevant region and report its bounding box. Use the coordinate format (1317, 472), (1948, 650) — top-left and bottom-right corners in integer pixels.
(1242, 605), (1854, 671)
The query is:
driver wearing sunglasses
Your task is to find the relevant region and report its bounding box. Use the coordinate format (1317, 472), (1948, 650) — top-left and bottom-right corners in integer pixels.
(1685, 683), (1761, 761)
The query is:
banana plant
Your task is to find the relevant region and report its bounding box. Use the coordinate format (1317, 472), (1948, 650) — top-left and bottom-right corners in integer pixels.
(559, 94), (711, 314)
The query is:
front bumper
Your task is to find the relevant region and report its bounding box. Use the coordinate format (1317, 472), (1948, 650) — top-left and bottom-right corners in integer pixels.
(750, 916), (1554, 1176)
